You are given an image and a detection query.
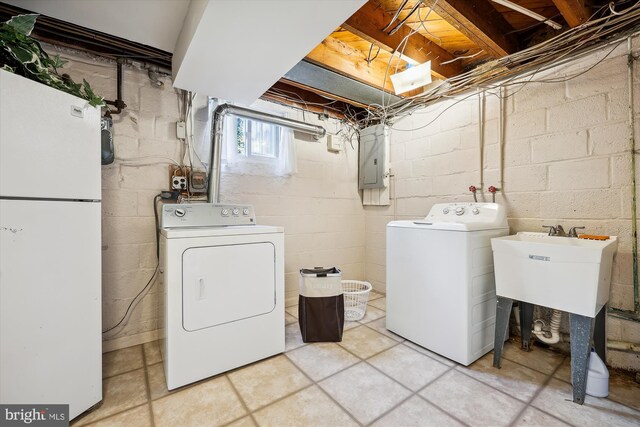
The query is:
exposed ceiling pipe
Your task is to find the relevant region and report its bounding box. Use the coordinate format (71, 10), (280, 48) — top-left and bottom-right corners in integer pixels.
(491, 0), (563, 30)
(104, 58), (127, 115)
(207, 103), (326, 203)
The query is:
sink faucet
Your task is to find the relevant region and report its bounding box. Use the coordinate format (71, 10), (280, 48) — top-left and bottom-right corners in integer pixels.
(542, 225), (567, 236)
(568, 226), (585, 237)
(543, 225), (584, 237)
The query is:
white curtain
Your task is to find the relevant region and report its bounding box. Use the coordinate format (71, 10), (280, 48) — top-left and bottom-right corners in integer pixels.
(276, 128), (297, 176)
(222, 114), (239, 166)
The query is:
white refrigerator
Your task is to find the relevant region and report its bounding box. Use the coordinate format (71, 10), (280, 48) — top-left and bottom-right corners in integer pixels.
(0, 70), (102, 419)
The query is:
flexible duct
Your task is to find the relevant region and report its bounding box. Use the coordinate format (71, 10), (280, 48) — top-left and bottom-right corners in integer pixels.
(532, 309), (562, 345)
(207, 103), (326, 203)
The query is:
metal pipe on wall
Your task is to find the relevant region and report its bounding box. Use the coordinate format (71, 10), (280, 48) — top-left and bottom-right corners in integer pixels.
(478, 89), (485, 193)
(207, 103), (326, 203)
(627, 36), (639, 314)
(498, 86), (506, 191)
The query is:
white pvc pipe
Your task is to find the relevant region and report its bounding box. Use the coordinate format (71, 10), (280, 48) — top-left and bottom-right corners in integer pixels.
(491, 0), (562, 30)
(607, 340), (640, 352)
(498, 86), (505, 190)
(478, 89), (485, 192)
(532, 309), (562, 344)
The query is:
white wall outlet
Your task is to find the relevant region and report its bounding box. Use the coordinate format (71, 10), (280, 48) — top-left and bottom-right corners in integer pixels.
(176, 121), (186, 139)
(327, 134), (344, 153)
(172, 176), (187, 190)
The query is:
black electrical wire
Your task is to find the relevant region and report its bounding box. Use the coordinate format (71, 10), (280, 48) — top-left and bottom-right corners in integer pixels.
(102, 194), (162, 334)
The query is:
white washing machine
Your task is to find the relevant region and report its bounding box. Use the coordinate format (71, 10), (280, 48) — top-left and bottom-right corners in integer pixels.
(386, 202), (509, 365)
(160, 203), (284, 390)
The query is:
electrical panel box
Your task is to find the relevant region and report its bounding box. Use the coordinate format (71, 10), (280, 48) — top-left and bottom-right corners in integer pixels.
(358, 124), (388, 190)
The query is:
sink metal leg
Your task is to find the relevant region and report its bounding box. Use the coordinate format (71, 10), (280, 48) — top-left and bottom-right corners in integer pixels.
(520, 302), (534, 351)
(569, 313), (595, 405)
(593, 305), (606, 362)
(493, 296), (513, 369)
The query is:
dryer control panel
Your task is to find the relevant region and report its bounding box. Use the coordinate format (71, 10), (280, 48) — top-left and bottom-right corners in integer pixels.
(162, 203), (256, 228)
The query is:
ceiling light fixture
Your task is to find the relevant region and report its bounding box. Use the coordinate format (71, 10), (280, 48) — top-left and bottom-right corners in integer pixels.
(491, 0), (562, 30)
(390, 61), (432, 95)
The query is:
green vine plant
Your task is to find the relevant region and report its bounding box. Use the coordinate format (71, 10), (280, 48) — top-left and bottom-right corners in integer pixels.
(0, 14), (105, 107)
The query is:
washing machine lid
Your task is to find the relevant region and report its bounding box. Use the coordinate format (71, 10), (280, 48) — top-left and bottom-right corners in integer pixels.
(388, 203), (508, 231)
(162, 225), (283, 239)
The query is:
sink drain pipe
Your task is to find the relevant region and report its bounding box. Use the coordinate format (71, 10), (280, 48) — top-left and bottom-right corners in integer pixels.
(532, 309), (562, 344)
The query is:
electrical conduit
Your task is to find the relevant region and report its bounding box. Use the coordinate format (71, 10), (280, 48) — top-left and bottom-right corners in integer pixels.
(627, 36), (639, 313)
(478, 89), (485, 192)
(498, 86), (505, 191)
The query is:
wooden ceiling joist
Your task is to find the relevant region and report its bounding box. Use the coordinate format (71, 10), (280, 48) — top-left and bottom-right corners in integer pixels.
(263, 80), (368, 119)
(341, 1), (463, 79)
(422, 0), (518, 57)
(551, 0), (590, 27)
(305, 35), (399, 93)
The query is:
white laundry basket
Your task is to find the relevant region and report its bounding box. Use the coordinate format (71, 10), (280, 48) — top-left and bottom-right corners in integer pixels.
(341, 280), (372, 321)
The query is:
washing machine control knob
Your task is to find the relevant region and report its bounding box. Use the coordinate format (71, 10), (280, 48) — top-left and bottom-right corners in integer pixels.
(232, 208), (240, 216)
(442, 208), (450, 214)
(221, 208), (229, 216)
(455, 207), (465, 216)
(472, 208), (480, 215)
(175, 208), (186, 217)
(242, 208), (250, 216)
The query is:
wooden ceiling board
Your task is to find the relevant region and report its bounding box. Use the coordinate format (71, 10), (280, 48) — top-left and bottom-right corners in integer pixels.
(421, 0), (518, 57)
(551, 0), (590, 27)
(490, 1), (565, 29)
(392, 6), (480, 55)
(372, 1), (472, 50)
(385, 0), (562, 32)
(375, 1), (503, 58)
(342, 1), (463, 78)
(305, 35), (403, 93)
(329, 30), (408, 70)
(285, 0), (615, 110)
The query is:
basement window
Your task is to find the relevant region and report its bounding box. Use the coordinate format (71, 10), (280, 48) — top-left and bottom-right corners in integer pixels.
(222, 111), (297, 176)
(235, 117), (280, 160)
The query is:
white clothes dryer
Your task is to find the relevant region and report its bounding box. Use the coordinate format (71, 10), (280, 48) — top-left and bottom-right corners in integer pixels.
(160, 203), (284, 390)
(386, 202), (509, 366)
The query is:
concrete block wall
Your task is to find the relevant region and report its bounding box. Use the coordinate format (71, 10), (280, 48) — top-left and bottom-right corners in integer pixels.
(364, 39), (640, 370)
(54, 47), (364, 351)
(219, 100), (365, 305)
(52, 48), (182, 352)
(48, 39), (639, 369)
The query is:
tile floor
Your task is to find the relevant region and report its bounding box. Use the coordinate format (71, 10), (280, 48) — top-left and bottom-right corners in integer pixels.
(73, 291), (640, 426)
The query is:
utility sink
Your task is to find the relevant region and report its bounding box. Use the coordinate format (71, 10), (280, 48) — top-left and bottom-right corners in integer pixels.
(491, 232), (618, 317)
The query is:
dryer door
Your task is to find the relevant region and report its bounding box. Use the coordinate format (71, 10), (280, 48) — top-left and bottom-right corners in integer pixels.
(182, 242), (276, 331)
